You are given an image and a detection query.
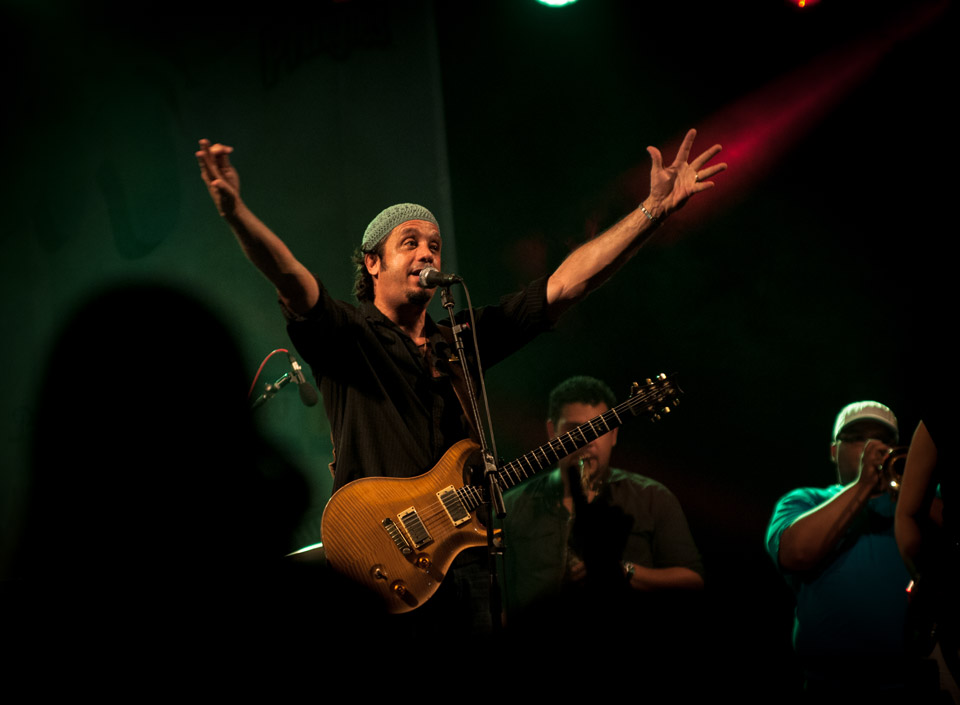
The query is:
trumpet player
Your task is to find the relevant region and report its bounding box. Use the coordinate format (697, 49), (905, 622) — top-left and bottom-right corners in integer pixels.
(766, 401), (923, 699)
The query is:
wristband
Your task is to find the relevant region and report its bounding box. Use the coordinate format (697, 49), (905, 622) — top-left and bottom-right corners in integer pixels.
(639, 203), (660, 224)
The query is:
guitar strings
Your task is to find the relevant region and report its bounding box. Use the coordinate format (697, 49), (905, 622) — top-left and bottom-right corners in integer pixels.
(398, 381), (676, 540)
(496, 381), (674, 491)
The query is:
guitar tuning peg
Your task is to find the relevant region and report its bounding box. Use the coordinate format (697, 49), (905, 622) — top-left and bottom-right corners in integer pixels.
(645, 378), (652, 385)
(662, 406), (671, 414)
(658, 372), (666, 380)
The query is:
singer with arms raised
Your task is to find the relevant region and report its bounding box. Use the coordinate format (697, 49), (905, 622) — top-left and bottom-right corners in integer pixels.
(195, 130), (725, 632)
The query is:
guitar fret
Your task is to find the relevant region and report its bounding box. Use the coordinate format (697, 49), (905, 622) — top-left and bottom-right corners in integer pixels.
(504, 463), (521, 487)
(599, 414), (611, 431)
(610, 408), (621, 424)
(556, 436), (569, 455)
(524, 458), (534, 476)
(471, 486), (482, 504)
(521, 455), (535, 476)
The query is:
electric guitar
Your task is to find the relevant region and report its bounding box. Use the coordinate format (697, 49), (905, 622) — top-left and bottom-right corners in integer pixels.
(320, 374), (682, 613)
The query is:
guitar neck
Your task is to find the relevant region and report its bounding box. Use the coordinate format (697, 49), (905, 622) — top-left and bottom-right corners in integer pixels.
(496, 376), (679, 492)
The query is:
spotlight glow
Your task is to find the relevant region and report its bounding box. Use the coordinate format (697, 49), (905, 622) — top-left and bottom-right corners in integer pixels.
(593, 1), (947, 241)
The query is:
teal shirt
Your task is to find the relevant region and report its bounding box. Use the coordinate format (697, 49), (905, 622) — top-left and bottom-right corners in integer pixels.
(766, 486), (911, 687)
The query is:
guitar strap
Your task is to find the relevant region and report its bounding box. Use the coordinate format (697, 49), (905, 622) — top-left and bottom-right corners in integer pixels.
(437, 324), (483, 445)
(327, 431), (337, 480)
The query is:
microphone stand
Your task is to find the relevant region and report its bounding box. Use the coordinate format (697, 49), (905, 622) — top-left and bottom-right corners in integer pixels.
(250, 351), (319, 410)
(250, 372), (294, 410)
(439, 284), (506, 635)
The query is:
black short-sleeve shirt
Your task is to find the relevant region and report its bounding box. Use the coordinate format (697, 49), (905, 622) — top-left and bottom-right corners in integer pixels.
(283, 276), (553, 491)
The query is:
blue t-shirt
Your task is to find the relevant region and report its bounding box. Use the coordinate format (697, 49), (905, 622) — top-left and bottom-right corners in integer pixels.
(766, 486), (911, 687)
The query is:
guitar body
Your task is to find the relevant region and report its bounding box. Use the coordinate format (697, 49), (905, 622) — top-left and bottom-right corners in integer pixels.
(320, 374), (681, 614)
(321, 439), (488, 614)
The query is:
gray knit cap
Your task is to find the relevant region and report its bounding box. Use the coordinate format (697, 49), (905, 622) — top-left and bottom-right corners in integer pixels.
(361, 203), (439, 252)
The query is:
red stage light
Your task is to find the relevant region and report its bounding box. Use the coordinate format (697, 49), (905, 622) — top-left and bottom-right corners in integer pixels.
(590, 1), (946, 242)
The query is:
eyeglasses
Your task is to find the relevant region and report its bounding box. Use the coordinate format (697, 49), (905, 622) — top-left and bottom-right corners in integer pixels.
(836, 431), (896, 445)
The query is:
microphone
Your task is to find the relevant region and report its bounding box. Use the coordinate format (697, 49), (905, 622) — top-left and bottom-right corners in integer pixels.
(418, 266), (462, 288)
(288, 353), (319, 407)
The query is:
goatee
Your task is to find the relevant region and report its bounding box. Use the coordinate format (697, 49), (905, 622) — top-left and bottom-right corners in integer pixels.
(406, 289), (432, 306)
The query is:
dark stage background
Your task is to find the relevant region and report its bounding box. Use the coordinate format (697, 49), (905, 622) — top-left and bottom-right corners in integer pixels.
(1, 0), (952, 690)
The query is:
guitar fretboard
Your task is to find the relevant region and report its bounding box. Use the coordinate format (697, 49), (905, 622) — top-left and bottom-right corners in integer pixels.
(457, 376), (679, 512)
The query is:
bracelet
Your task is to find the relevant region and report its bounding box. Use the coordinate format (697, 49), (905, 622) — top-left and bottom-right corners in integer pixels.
(639, 203), (660, 224)
(623, 561), (636, 580)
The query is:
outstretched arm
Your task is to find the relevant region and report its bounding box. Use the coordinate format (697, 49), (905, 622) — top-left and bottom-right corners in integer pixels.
(545, 128), (726, 318)
(196, 139), (319, 314)
(778, 440), (889, 572)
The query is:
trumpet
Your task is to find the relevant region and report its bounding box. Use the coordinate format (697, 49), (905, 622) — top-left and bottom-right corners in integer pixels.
(577, 455), (604, 494)
(881, 446), (909, 498)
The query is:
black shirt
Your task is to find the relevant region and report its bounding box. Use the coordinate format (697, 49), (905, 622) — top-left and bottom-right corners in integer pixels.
(283, 276), (553, 491)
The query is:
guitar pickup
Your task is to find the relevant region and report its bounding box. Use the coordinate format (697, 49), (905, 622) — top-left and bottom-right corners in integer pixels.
(437, 486), (471, 527)
(397, 507), (433, 550)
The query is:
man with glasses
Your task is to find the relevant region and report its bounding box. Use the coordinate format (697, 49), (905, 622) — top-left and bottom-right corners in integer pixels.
(766, 401), (916, 699)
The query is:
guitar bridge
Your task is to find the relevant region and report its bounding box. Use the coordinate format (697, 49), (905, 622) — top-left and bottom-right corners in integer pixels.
(397, 507), (433, 550)
(381, 517), (413, 555)
(437, 486), (471, 527)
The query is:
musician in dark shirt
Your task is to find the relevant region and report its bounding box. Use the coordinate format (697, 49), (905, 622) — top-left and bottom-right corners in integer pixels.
(195, 131), (725, 632)
(196, 131), (723, 488)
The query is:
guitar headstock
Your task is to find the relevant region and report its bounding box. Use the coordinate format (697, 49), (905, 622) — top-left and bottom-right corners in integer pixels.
(628, 373), (682, 422)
